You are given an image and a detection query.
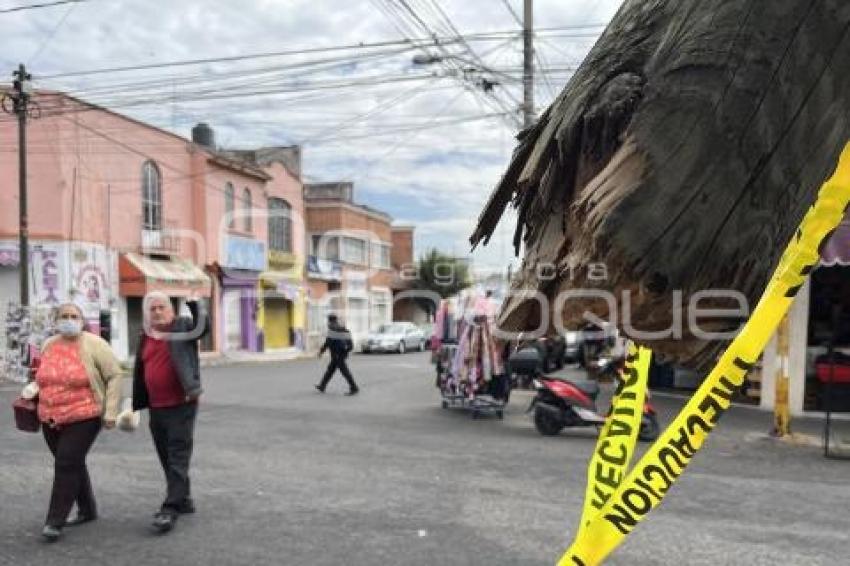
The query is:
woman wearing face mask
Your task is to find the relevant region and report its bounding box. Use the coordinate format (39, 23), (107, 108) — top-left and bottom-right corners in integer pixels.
(34, 301), (123, 542)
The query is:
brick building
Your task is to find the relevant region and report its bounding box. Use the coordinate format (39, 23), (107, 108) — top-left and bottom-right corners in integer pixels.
(305, 182), (415, 349)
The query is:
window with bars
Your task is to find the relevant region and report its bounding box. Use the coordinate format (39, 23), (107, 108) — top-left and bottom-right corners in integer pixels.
(371, 242), (391, 269)
(141, 161), (162, 231)
(268, 198), (293, 252)
(225, 183), (235, 229)
(243, 188), (252, 232)
(342, 237), (367, 265)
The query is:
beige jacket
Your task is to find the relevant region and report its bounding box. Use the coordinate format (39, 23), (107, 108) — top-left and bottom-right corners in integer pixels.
(41, 331), (124, 422)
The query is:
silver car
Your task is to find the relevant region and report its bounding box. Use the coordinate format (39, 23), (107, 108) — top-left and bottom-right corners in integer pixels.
(362, 322), (427, 354)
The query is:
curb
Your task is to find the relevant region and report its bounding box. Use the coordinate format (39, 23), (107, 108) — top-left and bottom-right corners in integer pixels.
(200, 354), (314, 369)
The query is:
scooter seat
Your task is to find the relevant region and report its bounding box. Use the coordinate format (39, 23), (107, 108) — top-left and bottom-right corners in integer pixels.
(572, 380), (600, 397)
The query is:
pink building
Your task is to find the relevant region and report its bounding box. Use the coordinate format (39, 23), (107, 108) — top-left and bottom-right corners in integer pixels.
(0, 92), (306, 361)
(221, 147), (308, 351)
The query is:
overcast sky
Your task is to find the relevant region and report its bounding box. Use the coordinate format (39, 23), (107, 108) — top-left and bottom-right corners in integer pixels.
(1, 0), (623, 273)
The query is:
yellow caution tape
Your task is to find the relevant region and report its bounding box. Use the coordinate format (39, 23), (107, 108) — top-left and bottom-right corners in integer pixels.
(558, 142), (850, 566)
(576, 343), (651, 541)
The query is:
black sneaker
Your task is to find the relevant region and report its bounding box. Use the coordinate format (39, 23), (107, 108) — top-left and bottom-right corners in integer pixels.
(152, 511), (177, 533)
(345, 389), (360, 396)
(314, 385), (325, 393)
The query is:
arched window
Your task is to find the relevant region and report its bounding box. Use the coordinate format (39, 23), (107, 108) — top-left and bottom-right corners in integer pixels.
(243, 188), (252, 232)
(268, 198), (292, 253)
(225, 183), (235, 229)
(142, 161), (162, 231)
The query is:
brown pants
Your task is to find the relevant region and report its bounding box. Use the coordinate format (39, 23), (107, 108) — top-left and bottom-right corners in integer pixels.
(42, 418), (102, 527)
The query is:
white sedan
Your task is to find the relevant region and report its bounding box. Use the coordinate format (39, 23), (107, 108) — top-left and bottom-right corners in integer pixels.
(362, 322), (427, 354)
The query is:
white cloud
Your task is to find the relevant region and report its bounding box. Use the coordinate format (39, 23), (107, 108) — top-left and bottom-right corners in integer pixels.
(1, 0), (623, 269)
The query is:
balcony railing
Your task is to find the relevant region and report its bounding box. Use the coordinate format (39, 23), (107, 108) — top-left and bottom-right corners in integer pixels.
(307, 255), (342, 281)
(140, 219), (181, 255)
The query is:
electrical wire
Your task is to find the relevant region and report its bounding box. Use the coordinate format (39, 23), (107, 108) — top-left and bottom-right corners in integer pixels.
(0, 0), (87, 14)
(28, 0), (78, 64)
(383, 0), (521, 128)
(499, 0), (523, 27)
(35, 29), (549, 80)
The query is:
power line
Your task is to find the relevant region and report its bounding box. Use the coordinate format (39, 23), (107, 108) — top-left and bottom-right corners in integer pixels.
(42, 45), (420, 100)
(0, 72), (445, 123)
(36, 30), (545, 80)
(386, 0), (522, 127)
(28, 0), (78, 64)
(534, 39), (559, 101)
(37, 36), (445, 80)
(499, 0), (523, 27)
(349, 87), (466, 181)
(0, 108), (507, 150)
(0, 0), (87, 14)
(297, 76), (440, 144)
(423, 0), (524, 121)
(371, 0), (509, 125)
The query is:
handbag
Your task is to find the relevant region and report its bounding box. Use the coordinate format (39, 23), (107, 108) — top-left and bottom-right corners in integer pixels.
(116, 398), (140, 432)
(13, 397), (40, 433)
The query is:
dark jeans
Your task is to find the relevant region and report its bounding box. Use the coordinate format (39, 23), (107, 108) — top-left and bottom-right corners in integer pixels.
(43, 418), (102, 527)
(149, 403), (197, 512)
(319, 356), (358, 392)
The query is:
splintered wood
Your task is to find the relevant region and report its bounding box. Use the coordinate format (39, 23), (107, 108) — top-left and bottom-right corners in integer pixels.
(472, 0), (850, 369)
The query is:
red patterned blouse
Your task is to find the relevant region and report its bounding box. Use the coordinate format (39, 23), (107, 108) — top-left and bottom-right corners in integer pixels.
(36, 339), (101, 426)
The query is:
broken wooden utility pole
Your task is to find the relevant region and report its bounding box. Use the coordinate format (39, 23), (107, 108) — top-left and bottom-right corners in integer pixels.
(471, 0), (850, 370)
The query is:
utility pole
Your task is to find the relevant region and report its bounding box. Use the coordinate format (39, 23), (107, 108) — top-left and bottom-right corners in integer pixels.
(522, 0), (535, 128)
(2, 65), (34, 307)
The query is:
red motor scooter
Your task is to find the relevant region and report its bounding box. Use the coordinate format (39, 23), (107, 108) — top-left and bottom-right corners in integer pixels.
(528, 373), (660, 441)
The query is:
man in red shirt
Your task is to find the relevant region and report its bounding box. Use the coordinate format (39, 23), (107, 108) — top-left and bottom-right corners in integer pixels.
(132, 291), (208, 534)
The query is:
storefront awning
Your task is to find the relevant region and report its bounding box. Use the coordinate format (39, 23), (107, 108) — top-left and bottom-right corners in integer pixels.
(260, 272), (304, 300)
(119, 253), (211, 297)
(821, 217), (850, 267)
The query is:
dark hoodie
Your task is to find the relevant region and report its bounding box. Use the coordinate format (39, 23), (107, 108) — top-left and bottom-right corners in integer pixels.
(320, 322), (354, 360)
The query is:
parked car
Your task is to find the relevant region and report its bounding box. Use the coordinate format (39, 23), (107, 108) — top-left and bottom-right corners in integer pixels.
(418, 323), (434, 343)
(362, 322), (427, 354)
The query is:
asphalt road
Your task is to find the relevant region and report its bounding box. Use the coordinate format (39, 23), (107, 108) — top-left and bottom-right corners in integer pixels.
(2, 352), (849, 566)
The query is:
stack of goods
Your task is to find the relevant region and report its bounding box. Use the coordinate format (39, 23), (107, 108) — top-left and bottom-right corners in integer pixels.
(446, 315), (507, 399)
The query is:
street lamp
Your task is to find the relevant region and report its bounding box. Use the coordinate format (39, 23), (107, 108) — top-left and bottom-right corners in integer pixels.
(411, 53), (501, 94)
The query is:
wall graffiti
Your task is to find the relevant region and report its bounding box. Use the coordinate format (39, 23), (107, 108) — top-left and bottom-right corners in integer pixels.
(2, 302), (54, 384)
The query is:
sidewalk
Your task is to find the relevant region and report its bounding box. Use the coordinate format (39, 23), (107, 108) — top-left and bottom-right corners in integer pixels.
(200, 347), (312, 368)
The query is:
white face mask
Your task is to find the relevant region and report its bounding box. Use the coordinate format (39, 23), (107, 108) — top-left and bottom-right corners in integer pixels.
(57, 319), (84, 337)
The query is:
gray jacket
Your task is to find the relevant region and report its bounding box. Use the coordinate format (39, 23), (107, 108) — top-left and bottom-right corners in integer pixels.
(132, 301), (209, 411)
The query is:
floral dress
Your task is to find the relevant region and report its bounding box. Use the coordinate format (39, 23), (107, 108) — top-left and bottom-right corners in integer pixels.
(36, 340), (101, 426)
